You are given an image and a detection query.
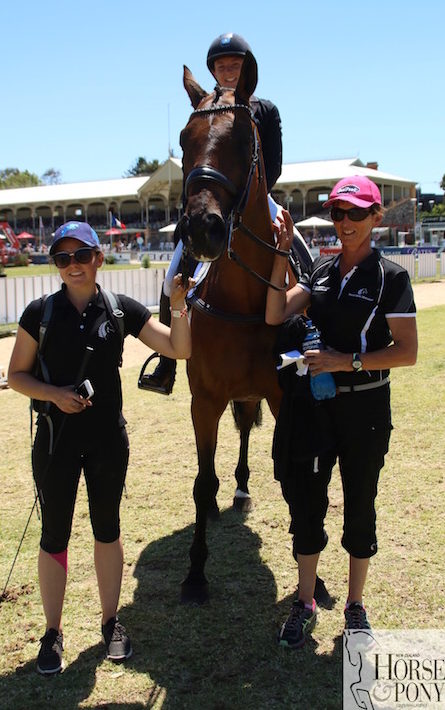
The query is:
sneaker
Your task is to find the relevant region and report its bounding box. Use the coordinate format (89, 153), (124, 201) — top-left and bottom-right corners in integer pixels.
(278, 599), (317, 649)
(102, 617), (132, 662)
(36, 628), (63, 675)
(344, 602), (371, 630)
(138, 358), (176, 395)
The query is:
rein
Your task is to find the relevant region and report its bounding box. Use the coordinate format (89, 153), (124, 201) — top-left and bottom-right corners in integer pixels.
(184, 99), (288, 297)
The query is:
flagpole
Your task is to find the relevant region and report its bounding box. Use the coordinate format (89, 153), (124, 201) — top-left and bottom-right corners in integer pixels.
(109, 211), (112, 253)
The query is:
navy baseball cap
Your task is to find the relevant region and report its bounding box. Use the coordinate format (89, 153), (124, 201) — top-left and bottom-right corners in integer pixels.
(50, 221), (100, 255)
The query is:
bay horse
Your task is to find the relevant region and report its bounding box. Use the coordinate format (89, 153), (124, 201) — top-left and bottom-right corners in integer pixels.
(178, 52), (316, 604)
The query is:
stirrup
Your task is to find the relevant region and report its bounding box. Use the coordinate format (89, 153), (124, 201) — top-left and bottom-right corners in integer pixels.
(138, 353), (175, 395)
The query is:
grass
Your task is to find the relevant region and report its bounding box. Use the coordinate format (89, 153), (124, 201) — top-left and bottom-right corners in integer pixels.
(4, 262), (170, 279)
(0, 307), (444, 709)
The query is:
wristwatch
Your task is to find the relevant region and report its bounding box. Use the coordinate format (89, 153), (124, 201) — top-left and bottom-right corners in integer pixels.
(352, 353), (363, 372)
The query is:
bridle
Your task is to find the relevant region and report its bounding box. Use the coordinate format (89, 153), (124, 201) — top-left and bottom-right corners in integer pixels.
(183, 101), (289, 293)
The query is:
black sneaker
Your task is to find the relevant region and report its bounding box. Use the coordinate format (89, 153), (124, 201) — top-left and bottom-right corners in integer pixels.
(278, 599), (317, 649)
(36, 628), (63, 675)
(102, 617), (132, 662)
(344, 602), (371, 630)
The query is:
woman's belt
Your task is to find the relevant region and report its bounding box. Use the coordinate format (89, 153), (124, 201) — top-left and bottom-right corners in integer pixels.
(336, 376), (390, 393)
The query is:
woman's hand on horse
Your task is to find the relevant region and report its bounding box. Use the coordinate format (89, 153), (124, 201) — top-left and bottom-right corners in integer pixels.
(51, 384), (93, 414)
(171, 273), (196, 309)
(274, 209), (294, 251)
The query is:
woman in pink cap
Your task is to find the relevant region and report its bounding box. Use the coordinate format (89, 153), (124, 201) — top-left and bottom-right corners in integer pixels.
(266, 176), (418, 648)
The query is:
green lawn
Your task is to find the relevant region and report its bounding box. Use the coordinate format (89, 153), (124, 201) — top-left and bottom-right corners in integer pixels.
(0, 307), (443, 709)
(3, 262), (169, 279)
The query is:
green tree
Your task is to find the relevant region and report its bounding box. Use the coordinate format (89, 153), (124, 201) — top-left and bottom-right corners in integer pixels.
(440, 174), (445, 192)
(0, 167), (40, 189)
(41, 168), (62, 185)
(125, 157), (160, 177)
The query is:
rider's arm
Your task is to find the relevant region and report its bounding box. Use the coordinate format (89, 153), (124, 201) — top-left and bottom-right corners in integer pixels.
(251, 98), (282, 191)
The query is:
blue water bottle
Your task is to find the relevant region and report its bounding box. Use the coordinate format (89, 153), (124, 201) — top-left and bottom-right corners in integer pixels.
(302, 320), (337, 400)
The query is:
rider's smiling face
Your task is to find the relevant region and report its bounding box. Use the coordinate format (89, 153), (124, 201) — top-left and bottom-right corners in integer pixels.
(213, 56), (244, 89)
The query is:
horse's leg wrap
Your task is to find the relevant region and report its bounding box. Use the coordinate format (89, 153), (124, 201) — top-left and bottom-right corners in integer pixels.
(50, 549), (68, 573)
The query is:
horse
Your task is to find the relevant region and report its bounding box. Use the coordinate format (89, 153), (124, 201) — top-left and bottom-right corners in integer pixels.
(177, 52), (316, 604)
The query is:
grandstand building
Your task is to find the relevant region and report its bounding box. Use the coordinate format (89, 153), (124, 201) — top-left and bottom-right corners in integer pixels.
(0, 157), (416, 245)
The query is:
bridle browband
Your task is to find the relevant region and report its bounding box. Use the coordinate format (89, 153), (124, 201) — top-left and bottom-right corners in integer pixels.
(183, 97), (288, 327)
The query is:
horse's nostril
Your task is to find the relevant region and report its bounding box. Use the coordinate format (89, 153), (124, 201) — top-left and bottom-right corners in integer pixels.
(187, 213), (226, 262)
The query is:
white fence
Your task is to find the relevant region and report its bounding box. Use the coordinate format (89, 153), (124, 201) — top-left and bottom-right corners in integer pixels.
(382, 252), (445, 280)
(0, 268), (166, 325)
(1, 253), (444, 325)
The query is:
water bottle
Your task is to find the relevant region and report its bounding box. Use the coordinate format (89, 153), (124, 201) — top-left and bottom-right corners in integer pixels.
(302, 320), (337, 400)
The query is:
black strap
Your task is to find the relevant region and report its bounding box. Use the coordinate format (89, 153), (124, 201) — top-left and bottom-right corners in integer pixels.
(101, 288), (125, 366)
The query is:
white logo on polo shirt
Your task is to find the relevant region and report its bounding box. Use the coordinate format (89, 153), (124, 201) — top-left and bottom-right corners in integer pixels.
(313, 276), (330, 292)
(98, 320), (116, 339)
(349, 287), (373, 302)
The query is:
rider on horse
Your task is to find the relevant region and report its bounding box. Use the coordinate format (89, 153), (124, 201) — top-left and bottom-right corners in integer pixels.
(142, 32), (283, 395)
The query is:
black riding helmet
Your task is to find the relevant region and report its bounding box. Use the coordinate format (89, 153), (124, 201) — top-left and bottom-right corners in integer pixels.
(207, 33), (253, 75)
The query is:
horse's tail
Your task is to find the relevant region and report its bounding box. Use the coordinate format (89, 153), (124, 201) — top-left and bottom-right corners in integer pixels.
(230, 400), (263, 430)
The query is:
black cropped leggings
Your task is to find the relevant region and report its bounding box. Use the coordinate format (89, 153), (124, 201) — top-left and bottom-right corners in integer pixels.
(280, 385), (392, 560)
(32, 419), (129, 554)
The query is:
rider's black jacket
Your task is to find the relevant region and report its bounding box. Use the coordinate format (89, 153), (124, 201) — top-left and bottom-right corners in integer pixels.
(250, 96), (282, 191)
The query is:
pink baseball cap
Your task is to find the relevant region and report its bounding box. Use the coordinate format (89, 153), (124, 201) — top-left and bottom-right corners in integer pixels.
(323, 176), (382, 209)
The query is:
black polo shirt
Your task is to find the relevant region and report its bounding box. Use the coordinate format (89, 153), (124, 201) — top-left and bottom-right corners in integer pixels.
(298, 249), (416, 387)
(20, 284), (151, 426)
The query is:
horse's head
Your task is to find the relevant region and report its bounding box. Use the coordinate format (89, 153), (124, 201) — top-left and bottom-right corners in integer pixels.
(178, 51), (258, 262)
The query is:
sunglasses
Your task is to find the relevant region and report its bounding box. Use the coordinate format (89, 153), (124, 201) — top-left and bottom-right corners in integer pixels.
(52, 247), (98, 269)
(330, 206), (374, 222)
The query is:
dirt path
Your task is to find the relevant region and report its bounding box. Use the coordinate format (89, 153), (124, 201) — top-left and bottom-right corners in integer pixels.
(1, 280), (444, 375)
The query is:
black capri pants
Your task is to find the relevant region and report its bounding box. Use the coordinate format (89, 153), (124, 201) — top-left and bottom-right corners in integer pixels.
(280, 385), (392, 560)
(32, 417), (129, 554)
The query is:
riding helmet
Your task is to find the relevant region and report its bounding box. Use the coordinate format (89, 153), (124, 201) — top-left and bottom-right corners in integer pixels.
(207, 33), (252, 72)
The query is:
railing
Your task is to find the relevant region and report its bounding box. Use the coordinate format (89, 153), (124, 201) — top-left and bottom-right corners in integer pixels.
(0, 268), (166, 325)
(1, 253), (444, 325)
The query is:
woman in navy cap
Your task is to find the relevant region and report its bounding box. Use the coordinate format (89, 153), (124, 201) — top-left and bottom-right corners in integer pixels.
(266, 176), (418, 649)
(8, 221), (194, 674)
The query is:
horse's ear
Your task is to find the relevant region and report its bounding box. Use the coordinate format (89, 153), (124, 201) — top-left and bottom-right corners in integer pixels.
(183, 65), (208, 109)
(235, 51), (258, 103)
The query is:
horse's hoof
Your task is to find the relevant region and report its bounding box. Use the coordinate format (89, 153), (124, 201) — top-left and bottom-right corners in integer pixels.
(314, 576), (334, 610)
(207, 502), (220, 521)
(232, 495), (252, 513)
(180, 579), (209, 605)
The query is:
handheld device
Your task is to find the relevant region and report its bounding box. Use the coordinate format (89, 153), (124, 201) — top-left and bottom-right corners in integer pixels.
(75, 379), (94, 400)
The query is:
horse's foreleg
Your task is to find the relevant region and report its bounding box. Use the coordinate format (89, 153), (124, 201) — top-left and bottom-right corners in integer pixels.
(181, 394), (225, 604)
(231, 400), (261, 513)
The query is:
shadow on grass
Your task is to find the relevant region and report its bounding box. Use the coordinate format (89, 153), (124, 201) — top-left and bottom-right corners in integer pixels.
(1, 510), (343, 709)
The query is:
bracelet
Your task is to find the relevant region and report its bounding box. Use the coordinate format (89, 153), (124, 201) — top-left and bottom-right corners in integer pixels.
(170, 306), (188, 319)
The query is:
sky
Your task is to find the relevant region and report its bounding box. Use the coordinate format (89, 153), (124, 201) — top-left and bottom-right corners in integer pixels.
(2, 0), (444, 194)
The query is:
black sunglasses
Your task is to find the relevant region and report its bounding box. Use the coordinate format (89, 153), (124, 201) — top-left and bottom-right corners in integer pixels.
(330, 206), (374, 222)
(52, 247), (98, 269)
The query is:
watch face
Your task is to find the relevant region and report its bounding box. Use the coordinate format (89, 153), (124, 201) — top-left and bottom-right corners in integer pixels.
(353, 354), (362, 371)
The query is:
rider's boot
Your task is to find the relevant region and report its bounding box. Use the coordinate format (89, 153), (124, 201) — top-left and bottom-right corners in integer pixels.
(141, 289), (177, 395)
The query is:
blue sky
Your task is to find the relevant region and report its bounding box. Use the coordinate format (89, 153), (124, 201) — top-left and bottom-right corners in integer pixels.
(2, 0), (443, 194)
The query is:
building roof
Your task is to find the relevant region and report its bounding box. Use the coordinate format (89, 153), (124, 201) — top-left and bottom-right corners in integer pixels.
(0, 157), (416, 212)
(276, 158), (416, 188)
(0, 176), (150, 207)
